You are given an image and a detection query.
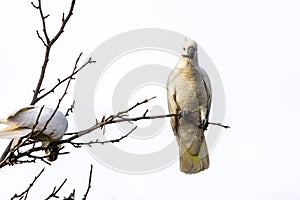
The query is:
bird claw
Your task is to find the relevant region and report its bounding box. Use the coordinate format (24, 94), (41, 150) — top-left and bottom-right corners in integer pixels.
(200, 119), (209, 130)
(180, 110), (209, 130)
(179, 109), (190, 119)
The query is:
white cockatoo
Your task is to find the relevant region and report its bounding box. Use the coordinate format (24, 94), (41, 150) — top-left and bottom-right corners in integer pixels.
(167, 39), (212, 174)
(0, 106), (68, 161)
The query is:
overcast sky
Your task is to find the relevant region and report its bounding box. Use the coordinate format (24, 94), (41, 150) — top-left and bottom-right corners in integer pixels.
(1, 0), (300, 199)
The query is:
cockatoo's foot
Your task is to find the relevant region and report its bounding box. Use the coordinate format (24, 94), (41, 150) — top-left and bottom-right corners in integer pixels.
(200, 119), (209, 130)
(179, 109), (190, 120)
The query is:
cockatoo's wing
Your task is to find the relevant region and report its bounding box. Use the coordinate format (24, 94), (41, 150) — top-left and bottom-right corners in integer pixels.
(167, 75), (181, 135)
(198, 67), (212, 119)
(0, 107), (35, 138)
(0, 106), (33, 124)
(6, 106), (39, 127)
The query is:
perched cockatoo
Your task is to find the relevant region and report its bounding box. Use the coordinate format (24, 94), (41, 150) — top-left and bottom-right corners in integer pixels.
(0, 106), (68, 161)
(167, 39), (212, 174)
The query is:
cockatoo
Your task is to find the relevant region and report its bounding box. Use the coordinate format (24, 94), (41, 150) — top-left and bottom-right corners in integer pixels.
(167, 39), (212, 174)
(0, 106), (68, 161)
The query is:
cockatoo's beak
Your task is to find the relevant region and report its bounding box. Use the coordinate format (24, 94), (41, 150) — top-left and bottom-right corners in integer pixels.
(182, 54), (194, 59)
(182, 45), (197, 59)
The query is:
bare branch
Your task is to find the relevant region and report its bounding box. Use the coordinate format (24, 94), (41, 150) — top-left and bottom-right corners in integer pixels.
(36, 30), (47, 47)
(36, 0), (50, 44)
(11, 168), (45, 200)
(44, 178), (68, 200)
(65, 100), (75, 117)
(69, 126), (137, 148)
(208, 122), (230, 129)
(31, 0), (76, 105)
(50, 0), (75, 46)
(118, 96), (156, 115)
(82, 165), (93, 200)
(62, 13), (65, 22)
(31, 0), (51, 105)
(35, 56), (95, 103)
(30, 2), (39, 9)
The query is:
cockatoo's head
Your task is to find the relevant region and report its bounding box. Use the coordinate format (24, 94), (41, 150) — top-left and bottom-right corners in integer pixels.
(182, 39), (198, 59)
(45, 144), (61, 161)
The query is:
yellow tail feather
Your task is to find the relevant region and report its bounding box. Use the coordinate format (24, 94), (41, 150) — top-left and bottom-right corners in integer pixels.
(179, 139), (209, 174)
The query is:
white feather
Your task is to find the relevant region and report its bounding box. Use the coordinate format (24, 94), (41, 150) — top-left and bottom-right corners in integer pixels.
(0, 106), (68, 141)
(0, 127), (31, 139)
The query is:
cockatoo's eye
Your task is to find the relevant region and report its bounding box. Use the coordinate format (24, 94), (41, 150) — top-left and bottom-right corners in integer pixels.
(187, 46), (196, 55)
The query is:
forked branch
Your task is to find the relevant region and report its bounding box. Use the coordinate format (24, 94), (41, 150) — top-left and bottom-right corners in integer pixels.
(30, 0), (76, 105)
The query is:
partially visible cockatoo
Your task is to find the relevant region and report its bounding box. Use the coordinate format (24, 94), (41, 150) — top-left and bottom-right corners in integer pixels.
(0, 106), (68, 161)
(167, 39), (212, 174)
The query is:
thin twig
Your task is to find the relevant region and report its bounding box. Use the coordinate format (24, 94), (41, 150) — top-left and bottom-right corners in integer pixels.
(65, 100), (75, 117)
(11, 168), (45, 200)
(82, 165), (93, 200)
(44, 178), (68, 200)
(69, 126), (137, 147)
(208, 122), (230, 129)
(118, 96), (156, 115)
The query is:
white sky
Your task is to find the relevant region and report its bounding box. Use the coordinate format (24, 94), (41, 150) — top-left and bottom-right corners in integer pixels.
(1, 0), (300, 199)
